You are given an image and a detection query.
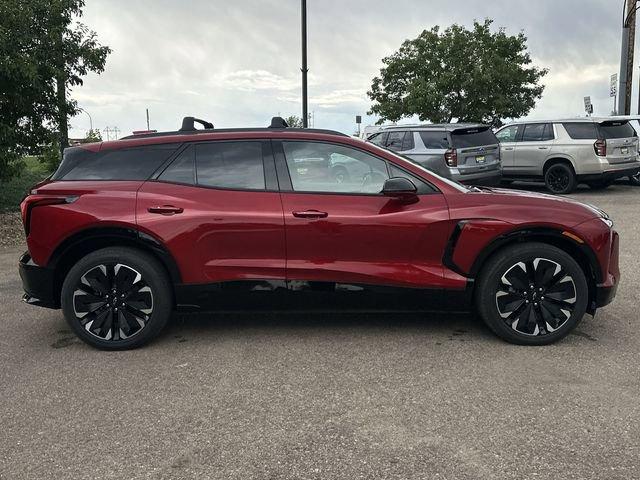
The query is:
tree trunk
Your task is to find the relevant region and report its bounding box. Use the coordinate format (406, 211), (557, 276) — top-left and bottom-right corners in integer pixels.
(57, 25), (67, 160)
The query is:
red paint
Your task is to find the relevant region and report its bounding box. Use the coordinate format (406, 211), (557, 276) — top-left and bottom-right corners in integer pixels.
(21, 130), (619, 295)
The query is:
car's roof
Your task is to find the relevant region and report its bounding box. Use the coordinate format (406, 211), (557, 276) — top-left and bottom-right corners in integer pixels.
(501, 117), (631, 127)
(380, 123), (489, 132)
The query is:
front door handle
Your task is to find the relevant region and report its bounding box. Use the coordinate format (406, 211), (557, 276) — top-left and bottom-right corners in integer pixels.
(504, 147), (514, 151)
(292, 210), (328, 219)
(148, 205), (184, 215)
(538, 147), (549, 150)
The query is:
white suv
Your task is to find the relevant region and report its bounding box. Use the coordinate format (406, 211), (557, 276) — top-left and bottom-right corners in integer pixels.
(495, 118), (640, 194)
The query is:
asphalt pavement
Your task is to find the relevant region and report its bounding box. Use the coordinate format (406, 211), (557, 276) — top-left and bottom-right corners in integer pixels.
(1, 182), (638, 479)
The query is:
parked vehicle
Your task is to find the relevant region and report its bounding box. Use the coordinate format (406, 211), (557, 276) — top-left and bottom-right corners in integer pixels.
(19, 116), (619, 349)
(495, 118), (640, 194)
(367, 124), (502, 186)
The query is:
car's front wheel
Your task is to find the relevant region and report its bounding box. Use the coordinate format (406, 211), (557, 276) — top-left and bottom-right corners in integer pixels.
(61, 247), (173, 350)
(475, 242), (588, 345)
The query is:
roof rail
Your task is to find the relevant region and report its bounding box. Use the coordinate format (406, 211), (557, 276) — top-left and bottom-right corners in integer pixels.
(179, 116), (214, 131)
(269, 116), (289, 128)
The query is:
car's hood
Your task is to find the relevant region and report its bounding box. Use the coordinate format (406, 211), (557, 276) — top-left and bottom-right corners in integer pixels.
(471, 186), (609, 220)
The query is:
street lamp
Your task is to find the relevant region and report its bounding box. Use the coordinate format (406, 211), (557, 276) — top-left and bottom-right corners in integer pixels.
(77, 107), (93, 134)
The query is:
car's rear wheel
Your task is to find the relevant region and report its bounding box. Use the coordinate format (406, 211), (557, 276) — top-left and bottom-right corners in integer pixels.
(61, 247), (173, 350)
(586, 179), (612, 190)
(544, 163), (576, 194)
(475, 242), (588, 345)
(629, 171), (640, 186)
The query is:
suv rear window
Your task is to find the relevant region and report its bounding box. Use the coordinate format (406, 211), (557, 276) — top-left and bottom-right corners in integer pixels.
(52, 144), (180, 181)
(450, 127), (498, 148)
(562, 123), (598, 140)
(599, 121), (637, 139)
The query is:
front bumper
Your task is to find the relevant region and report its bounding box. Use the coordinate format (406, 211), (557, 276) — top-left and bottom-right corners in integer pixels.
(18, 252), (59, 309)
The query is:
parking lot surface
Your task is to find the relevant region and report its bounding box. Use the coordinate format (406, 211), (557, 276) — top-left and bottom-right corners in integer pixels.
(1, 183), (638, 480)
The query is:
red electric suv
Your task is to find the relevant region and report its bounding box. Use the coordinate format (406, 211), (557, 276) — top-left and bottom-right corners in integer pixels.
(19, 117), (620, 349)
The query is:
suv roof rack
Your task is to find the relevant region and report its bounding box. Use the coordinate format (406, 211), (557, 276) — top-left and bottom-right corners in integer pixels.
(120, 116), (348, 140)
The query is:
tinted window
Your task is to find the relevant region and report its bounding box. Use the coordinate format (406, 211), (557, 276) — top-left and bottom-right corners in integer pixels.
(599, 121), (637, 139)
(401, 132), (415, 151)
(563, 123), (598, 139)
(368, 132), (387, 146)
(419, 131), (450, 149)
(196, 142), (265, 190)
(495, 125), (519, 142)
(158, 146), (194, 184)
(542, 123), (555, 141)
(283, 142), (389, 194)
(386, 131), (405, 150)
(522, 124), (547, 142)
(53, 144), (180, 180)
(450, 128), (498, 148)
(389, 164), (437, 194)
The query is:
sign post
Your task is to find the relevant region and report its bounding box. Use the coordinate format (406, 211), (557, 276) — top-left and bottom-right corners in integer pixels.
(584, 96), (593, 116)
(611, 73), (618, 115)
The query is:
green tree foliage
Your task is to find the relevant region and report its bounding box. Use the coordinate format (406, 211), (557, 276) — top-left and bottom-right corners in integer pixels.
(284, 115), (304, 128)
(368, 20), (548, 127)
(0, 0), (110, 180)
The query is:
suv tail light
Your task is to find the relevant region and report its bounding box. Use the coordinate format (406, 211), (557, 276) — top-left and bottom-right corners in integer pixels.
(21, 195), (78, 236)
(444, 148), (458, 167)
(594, 139), (607, 157)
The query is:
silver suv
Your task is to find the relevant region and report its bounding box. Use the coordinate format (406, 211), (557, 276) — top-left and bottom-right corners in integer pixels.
(495, 118), (640, 194)
(367, 124), (502, 186)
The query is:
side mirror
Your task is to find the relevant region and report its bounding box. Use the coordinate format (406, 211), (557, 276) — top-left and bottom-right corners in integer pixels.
(382, 177), (418, 199)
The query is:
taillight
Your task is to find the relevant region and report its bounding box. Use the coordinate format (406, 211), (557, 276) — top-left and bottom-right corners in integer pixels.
(594, 139), (607, 156)
(444, 148), (458, 167)
(22, 195), (78, 236)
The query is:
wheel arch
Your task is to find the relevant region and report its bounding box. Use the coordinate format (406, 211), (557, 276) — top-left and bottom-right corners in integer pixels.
(543, 156), (577, 175)
(469, 227), (601, 313)
(48, 226), (181, 307)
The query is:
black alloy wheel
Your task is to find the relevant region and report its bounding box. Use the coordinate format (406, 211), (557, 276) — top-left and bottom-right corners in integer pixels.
(476, 242), (588, 345)
(544, 163), (576, 194)
(61, 247), (172, 350)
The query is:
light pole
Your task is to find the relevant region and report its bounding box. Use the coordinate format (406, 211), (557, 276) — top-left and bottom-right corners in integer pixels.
(301, 0), (308, 128)
(78, 107), (93, 134)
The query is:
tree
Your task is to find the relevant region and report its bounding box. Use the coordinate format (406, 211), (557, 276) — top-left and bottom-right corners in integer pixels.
(0, 0), (110, 180)
(368, 19), (547, 127)
(284, 115), (304, 128)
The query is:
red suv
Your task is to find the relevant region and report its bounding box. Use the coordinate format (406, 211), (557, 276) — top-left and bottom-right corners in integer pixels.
(19, 117), (620, 349)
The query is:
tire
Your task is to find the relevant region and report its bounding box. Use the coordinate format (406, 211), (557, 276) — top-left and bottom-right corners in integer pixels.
(544, 163), (576, 194)
(61, 247), (173, 350)
(629, 171), (640, 186)
(586, 180), (612, 190)
(475, 242), (589, 345)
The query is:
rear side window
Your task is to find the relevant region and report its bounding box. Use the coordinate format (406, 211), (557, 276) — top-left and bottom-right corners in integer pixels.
(599, 121), (637, 139)
(450, 128), (498, 148)
(522, 123), (554, 142)
(52, 144), (180, 180)
(563, 123), (598, 140)
(195, 142), (265, 190)
(419, 131), (450, 149)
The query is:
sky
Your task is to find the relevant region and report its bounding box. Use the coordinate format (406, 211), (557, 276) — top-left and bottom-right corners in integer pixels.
(69, 0), (633, 139)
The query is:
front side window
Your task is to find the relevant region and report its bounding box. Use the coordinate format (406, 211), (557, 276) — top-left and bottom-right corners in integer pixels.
(282, 142), (389, 194)
(386, 131), (405, 151)
(368, 132), (387, 146)
(195, 142), (265, 190)
(158, 145), (195, 184)
(496, 125), (519, 143)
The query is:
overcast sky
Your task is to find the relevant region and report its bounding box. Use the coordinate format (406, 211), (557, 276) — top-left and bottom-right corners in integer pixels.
(69, 0), (632, 138)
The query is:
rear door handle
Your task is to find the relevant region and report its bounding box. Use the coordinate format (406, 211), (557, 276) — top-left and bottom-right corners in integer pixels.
(148, 205), (184, 215)
(504, 147), (514, 151)
(292, 210), (328, 219)
(538, 147), (549, 150)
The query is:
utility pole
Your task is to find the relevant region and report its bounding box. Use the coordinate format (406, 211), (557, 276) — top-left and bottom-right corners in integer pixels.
(619, 0), (637, 115)
(146, 108), (150, 130)
(301, 0), (308, 128)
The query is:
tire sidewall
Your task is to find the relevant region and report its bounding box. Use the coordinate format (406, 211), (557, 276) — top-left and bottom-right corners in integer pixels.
(476, 243), (589, 345)
(61, 247), (173, 350)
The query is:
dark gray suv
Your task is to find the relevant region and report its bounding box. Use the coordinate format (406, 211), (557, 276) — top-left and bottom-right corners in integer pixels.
(367, 124), (502, 186)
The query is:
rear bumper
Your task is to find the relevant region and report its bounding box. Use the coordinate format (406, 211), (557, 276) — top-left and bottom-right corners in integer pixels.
(595, 284), (617, 308)
(18, 252), (59, 309)
(578, 165), (640, 182)
(456, 170), (502, 187)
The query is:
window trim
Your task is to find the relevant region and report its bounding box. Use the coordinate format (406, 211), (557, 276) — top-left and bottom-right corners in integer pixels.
(274, 139), (440, 196)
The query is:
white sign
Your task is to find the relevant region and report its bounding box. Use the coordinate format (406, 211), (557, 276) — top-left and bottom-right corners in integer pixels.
(584, 96), (593, 115)
(611, 74), (618, 97)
